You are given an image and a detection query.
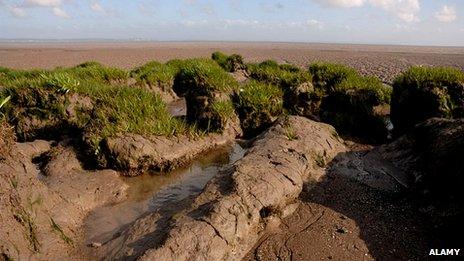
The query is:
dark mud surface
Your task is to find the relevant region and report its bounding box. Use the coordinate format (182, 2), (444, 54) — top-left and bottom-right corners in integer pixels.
(244, 163), (431, 261)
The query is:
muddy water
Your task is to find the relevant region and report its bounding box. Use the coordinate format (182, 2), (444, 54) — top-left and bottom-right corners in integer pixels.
(84, 142), (245, 244)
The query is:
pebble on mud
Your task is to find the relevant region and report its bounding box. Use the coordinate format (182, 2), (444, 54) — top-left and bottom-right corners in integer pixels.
(89, 242), (102, 248)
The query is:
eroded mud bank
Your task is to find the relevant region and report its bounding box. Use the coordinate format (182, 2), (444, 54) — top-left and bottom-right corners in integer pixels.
(90, 116), (346, 260)
(0, 120), (241, 260)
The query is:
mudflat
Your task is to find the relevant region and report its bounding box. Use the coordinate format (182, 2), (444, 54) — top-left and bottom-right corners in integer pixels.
(1, 41), (464, 83)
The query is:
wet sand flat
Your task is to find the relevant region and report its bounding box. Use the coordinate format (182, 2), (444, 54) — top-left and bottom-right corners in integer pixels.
(1, 41), (464, 83)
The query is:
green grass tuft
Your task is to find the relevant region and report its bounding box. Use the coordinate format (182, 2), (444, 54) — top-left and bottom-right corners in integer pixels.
(0, 64), (193, 157)
(211, 99), (235, 120)
(130, 61), (181, 91)
(234, 80), (283, 136)
(211, 51), (246, 72)
(309, 62), (358, 91)
(337, 75), (391, 104)
(41, 72), (80, 94)
(248, 60), (312, 90)
(173, 58), (239, 96)
(391, 66), (464, 135)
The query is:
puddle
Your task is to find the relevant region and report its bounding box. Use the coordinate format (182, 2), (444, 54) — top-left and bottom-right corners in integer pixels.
(84, 141), (245, 244)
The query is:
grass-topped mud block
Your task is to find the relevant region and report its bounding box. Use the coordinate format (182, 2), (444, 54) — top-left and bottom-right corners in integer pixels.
(1, 87), (93, 141)
(247, 60), (317, 118)
(0, 65), (192, 168)
(211, 51), (247, 72)
(391, 66), (464, 136)
(173, 59), (239, 131)
(309, 62), (358, 91)
(130, 61), (184, 101)
(233, 80), (283, 137)
(319, 78), (391, 143)
(312, 63), (392, 143)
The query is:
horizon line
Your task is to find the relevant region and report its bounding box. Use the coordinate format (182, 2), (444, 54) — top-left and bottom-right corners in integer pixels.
(0, 39), (463, 48)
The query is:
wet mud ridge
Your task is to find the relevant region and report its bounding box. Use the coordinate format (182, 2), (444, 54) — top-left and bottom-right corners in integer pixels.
(90, 116), (346, 260)
(2, 116), (463, 260)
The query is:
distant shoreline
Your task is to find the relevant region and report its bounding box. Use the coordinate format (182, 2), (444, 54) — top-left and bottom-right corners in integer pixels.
(0, 39), (463, 49)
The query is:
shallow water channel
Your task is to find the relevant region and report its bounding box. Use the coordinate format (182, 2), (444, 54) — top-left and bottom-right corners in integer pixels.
(84, 141), (246, 244)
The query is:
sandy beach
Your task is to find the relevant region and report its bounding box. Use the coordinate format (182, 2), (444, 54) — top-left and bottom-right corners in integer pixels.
(1, 41), (464, 83)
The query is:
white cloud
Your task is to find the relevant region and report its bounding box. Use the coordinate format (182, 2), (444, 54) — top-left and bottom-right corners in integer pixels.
(313, 0), (365, 8)
(20, 0), (70, 19)
(184, 19), (324, 31)
(435, 5), (457, 23)
(25, 0), (61, 7)
(311, 0), (420, 22)
(369, 0), (420, 22)
(9, 6), (27, 17)
(52, 6), (69, 18)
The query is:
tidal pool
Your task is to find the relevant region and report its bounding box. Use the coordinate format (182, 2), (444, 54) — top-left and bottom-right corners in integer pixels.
(84, 141), (246, 244)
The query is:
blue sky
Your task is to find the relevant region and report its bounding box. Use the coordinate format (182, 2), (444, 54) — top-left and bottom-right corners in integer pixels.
(0, 0), (463, 46)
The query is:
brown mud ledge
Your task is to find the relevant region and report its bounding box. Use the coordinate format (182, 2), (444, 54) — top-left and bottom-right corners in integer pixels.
(93, 116), (346, 260)
(103, 119), (241, 176)
(0, 138), (129, 260)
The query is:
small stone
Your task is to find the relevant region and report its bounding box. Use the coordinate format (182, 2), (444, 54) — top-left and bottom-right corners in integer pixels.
(89, 242), (102, 248)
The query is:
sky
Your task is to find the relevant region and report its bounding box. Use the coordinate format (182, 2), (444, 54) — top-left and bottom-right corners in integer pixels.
(0, 0), (463, 46)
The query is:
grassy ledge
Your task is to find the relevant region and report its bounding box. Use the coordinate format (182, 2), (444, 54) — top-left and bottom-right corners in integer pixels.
(233, 80), (284, 137)
(391, 66), (464, 136)
(0, 63), (193, 165)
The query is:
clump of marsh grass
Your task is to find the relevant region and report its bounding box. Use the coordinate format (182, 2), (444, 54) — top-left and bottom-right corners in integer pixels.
(171, 58), (239, 131)
(211, 51), (246, 72)
(391, 66), (464, 136)
(247, 60), (312, 89)
(173, 58), (239, 96)
(309, 62), (358, 91)
(130, 61), (181, 91)
(41, 73), (80, 94)
(312, 62), (392, 143)
(233, 80), (283, 137)
(0, 64), (193, 162)
(211, 99), (235, 120)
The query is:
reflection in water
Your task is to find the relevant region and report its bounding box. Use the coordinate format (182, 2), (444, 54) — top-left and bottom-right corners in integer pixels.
(85, 142), (245, 243)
